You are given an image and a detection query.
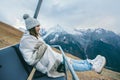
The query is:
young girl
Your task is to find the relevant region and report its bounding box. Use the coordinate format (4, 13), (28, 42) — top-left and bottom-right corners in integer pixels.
(19, 14), (106, 78)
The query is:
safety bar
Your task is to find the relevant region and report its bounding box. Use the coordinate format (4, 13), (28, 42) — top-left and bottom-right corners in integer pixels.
(51, 45), (79, 80)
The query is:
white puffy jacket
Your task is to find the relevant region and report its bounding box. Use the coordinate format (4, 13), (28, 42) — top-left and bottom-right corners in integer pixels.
(19, 31), (65, 77)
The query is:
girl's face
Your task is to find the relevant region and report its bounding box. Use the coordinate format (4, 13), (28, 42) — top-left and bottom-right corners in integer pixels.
(35, 25), (40, 34)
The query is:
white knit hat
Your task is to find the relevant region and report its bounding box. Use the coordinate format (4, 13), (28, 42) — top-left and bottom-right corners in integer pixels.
(23, 14), (40, 30)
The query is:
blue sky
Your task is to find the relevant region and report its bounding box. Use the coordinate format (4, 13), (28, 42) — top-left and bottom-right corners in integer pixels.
(0, 0), (120, 34)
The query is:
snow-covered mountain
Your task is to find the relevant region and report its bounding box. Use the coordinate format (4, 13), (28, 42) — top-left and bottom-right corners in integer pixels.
(43, 26), (120, 72)
(73, 28), (120, 49)
(73, 28), (120, 71)
(43, 25), (85, 59)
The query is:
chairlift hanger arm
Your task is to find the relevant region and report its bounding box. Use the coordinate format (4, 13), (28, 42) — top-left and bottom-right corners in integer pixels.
(34, 0), (43, 19)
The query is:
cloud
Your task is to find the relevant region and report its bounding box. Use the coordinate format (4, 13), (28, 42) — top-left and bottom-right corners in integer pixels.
(0, 0), (120, 33)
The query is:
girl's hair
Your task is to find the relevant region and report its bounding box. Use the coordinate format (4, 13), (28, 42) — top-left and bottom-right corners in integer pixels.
(29, 27), (38, 39)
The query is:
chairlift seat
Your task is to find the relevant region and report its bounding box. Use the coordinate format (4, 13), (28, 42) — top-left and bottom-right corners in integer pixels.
(0, 44), (65, 80)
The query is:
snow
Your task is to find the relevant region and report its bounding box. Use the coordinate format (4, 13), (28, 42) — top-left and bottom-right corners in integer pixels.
(50, 34), (59, 43)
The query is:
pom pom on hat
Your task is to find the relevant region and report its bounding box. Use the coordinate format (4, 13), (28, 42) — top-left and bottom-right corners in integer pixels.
(23, 14), (40, 30)
(23, 14), (29, 20)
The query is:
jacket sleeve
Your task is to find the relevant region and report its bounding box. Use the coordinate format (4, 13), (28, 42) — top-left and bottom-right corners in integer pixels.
(34, 41), (48, 60)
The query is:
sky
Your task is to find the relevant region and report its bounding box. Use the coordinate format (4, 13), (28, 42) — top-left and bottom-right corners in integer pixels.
(0, 0), (120, 34)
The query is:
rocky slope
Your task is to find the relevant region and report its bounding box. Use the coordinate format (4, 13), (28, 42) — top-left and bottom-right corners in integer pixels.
(0, 22), (23, 48)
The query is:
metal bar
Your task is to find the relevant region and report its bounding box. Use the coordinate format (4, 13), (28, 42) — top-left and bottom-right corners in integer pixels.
(51, 45), (79, 80)
(34, 0), (43, 18)
(62, 51), (68, 80)
(51, 45), (68, 80)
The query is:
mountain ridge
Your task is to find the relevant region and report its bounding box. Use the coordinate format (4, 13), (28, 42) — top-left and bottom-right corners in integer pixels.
(43, 25), (120, 72)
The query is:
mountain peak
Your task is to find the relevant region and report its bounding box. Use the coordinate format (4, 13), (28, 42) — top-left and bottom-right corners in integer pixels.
(51, 24), (65, 33)
(42, 24), (67, 39)
(94, 28), (106, 34)
(46, 24), (67, 35)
